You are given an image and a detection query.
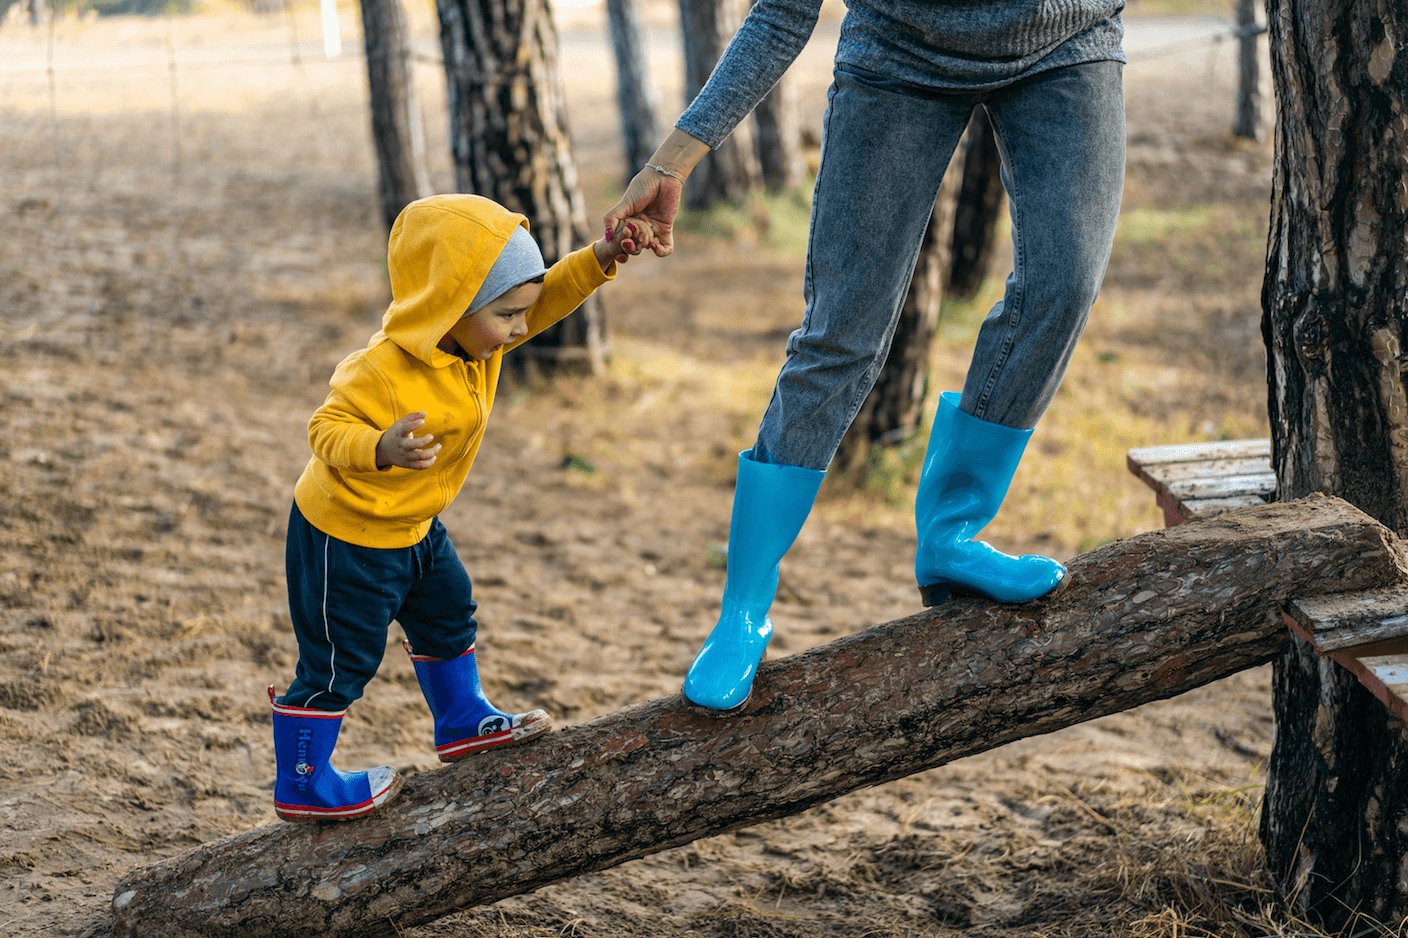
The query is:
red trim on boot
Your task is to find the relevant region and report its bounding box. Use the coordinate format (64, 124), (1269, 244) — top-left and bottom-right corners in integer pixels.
(402, 639), (474, 663)
(435, 709), (551, 762)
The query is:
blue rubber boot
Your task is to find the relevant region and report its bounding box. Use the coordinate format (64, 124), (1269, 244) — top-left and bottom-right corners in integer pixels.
(404, 642), (552, 762)
(915, 392), (1066, 605)
(683, 450), (825, 712)
(269, 686), (401, 823)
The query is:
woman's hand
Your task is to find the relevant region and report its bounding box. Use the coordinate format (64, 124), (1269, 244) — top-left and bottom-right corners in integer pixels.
(604, 168), (682, 257)
(593, 216), (658, 271)
(603, 128), (711, 258)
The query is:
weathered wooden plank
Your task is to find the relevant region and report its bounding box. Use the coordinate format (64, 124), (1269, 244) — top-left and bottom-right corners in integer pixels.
(1285, 586), (1408, 652)
(1180, 495), (1273, 520)
(1137, 455), (1275, 486)
(106, 495), (1408, 938)
(1351, 652), (1408, 723)
(1168, 472), (1277, 501)
(1127, 438), (1271, 466)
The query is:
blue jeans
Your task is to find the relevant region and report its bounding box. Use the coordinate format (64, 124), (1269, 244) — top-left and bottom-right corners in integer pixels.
(753, 60), (1125, 470)
(281, 503), (479, 710)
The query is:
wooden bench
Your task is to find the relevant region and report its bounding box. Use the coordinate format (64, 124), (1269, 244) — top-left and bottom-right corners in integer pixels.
(1126, 438), (1275, 527)
(1282, 587), (1408, 724)
(1127, 438), (1408, 721)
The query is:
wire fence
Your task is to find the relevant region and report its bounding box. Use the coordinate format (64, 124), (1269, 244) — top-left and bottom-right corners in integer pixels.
(0, 9), (1269, 231)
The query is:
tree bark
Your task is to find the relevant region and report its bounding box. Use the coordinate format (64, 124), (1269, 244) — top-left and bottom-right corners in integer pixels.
(1232, 0), (1263, 141)
(677, 0), (761, 210)
(436, 0), (607, 376)
(947, 106), (1005, 301)
(605, 0), (661, 186)
(750, 26), (805, 194)
(361, 0), (432, 233)
(110, 496), (1408, 938)
(1258, 0), (1408, 929)
(833, 151), (961, 474)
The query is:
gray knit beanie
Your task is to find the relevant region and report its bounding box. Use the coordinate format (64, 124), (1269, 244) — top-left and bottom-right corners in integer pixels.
(466, 225), (549, 315)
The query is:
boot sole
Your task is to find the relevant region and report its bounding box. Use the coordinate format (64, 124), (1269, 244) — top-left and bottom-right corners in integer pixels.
(919, 571), (1069, 607)
(439, 711), (553, 763)
(682, 689), (751, 715)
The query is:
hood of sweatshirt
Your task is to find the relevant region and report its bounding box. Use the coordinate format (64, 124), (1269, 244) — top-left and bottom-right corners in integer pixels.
(381, 194), (530, 366)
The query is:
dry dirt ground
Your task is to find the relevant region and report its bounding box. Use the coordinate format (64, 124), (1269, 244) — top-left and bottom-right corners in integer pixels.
(0, 4), (1287, 936)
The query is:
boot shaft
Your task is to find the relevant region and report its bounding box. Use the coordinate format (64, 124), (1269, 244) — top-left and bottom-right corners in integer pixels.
(916, 392), (1033, 537)
(723, 449), (826, 601)
(270, 687), (347, 799)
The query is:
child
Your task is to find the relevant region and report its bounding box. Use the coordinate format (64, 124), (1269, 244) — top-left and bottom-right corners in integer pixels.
(269, 193), (655, 823)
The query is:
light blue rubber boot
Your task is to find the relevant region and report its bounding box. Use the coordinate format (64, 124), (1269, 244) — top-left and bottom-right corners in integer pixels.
(269, 686), (401, 823)
(915, 392), (1066, 605)
(683, 450), (825, 712)
(404, 642), (552, 762)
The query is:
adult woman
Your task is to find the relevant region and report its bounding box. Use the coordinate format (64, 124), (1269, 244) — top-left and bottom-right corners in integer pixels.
(605, 0), (1126, 712)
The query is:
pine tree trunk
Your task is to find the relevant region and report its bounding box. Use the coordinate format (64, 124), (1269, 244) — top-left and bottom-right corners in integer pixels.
(605, 0), (660, 186)
(947, 106), (1004, 300)
(1258, 0), (1408, 929)
(436, 0), (607, 376)
(361, 0), (431, 232)
(750, 30), (805, 193)
(833, 156), (961, 475)
(676, 0), (761, 210)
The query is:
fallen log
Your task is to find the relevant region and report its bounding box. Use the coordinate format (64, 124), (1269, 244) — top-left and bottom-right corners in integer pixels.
(110, 495), (1408, 938)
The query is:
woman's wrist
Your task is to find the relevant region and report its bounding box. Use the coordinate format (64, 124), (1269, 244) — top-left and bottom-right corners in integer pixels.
(643, 128), (710, 182)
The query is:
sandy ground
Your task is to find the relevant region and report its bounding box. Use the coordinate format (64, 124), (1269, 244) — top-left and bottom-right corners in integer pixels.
(0, 4), (1281, 936)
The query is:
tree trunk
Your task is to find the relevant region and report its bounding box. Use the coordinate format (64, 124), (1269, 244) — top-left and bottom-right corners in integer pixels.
(28, 0), (42, 25)
(1258, 0), (1408, 929)
(677, 0), (761, 210)
(361, 0), (432, 233)
(833, 151), (961, 475)
(1233, 0), (1263, 141)
(947, 106), (1005, 300)
(436, 0), (607, 376)
(750, 29), (805, 193)
(109, 496), (1408, 938)
(605, 0), (660, 186)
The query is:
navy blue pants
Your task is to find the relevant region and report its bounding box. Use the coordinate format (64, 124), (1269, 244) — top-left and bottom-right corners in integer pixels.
(281, 502), (478, 711)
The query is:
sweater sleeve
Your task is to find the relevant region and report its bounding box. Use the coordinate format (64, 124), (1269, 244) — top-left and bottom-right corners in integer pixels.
(508, 242), (616, 350)
(675, 0), (825, 148)
(306, 355), (390, 474)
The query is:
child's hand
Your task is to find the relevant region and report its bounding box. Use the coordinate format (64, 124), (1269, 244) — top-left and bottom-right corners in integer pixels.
(593, 216), (657, 271)
(376, 412), (441, 470)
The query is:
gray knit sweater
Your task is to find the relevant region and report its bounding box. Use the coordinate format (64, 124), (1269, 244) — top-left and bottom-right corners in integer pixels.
(676, 0), (1126, 148)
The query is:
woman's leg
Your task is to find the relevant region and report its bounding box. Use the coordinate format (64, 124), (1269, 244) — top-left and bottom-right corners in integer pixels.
(960, 60), (1126, 428)
(752, 66), (976, 470)
(912, 60), (1125, 606)
(686, 69), (976, 711)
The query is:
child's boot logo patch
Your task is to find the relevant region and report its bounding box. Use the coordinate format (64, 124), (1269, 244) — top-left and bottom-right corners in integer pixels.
(477, 715), (508, 737)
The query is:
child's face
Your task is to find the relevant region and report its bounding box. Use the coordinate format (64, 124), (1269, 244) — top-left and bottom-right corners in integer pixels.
(445, 281), (542, 359)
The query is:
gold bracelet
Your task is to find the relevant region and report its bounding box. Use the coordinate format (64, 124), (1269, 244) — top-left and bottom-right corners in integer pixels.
(646, 163), (684, 182)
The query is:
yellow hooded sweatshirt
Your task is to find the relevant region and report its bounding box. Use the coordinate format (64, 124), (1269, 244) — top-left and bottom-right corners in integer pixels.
(293, 194), (614, 548)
